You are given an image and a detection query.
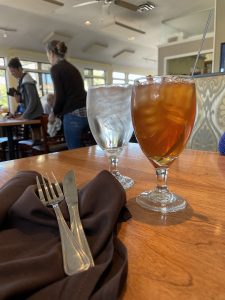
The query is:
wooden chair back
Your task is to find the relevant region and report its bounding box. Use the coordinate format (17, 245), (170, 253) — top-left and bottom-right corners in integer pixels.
(32, 114), (67, 154)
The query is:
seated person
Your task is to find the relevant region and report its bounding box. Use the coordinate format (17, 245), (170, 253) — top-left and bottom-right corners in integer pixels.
(41, 93), (62, 137)
(15, 103), (25, 115)
(41, 93), (55, 115)
(6, 89), (24, 118)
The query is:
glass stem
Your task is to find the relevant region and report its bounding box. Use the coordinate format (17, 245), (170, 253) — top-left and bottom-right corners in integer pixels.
(155, 168), (169, 193)
(109, 156), (120, 176)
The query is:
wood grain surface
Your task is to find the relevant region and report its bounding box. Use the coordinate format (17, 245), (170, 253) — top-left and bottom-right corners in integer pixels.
(0, 143), (225, 300)
(0, 118), (40, 126)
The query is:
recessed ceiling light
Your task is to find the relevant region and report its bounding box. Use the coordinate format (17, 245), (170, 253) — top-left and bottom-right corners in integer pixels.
(85, 20), (92, 26)
(128, 36), (135, 40)
(3, 31), (7, 38)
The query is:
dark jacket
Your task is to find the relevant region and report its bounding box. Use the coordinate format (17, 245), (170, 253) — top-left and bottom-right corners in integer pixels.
(50, 59), (86, 116)
(18, 73), (43, 119)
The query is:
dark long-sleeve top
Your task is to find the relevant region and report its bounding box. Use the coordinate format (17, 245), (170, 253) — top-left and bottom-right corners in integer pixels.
(50, 59), (86, 116)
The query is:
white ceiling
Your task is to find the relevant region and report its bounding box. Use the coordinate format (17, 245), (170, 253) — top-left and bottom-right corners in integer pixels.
(0, 0), (215, 72)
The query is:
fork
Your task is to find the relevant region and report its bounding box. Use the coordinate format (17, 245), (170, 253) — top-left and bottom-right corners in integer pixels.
(36, 173), (90, 276)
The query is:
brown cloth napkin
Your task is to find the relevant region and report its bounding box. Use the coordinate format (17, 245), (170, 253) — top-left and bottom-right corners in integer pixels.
(0, 170), (131, 300)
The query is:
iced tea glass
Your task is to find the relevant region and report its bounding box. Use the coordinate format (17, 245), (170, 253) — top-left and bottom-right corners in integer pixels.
(87, 84), (134, 189)
(131, 75), (196, 213)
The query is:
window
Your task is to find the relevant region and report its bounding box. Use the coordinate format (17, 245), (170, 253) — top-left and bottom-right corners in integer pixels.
(112, 71), (145, 85)
(0, 58), (5, 67)
(42, 73), (54, 94)
(128, 74), (144, 84)
(21, 60), (38, 70)
(21, 60), (53, 97)
(93, 70), (105, 77)
(0, 58), (8, 109)
(84, 68), (106, 90)
(112, 72), (126, 84)
(41, 63), (51, 71)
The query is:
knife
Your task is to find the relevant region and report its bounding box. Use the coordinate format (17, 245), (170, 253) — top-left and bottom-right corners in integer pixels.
(63, 170), (94, 267)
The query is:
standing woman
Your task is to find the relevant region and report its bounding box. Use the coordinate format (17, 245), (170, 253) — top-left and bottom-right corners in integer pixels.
(46, 40), (88, 149)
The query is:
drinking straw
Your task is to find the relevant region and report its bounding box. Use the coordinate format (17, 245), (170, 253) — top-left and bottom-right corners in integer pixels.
(191, 9), (213, 77)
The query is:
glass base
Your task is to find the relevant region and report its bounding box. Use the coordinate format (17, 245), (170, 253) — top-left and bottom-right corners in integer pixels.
(112, 171), (134, 190)
(136, 189), (186, 213)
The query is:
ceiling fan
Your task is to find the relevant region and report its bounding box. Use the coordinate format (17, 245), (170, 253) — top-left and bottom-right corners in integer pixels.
(41, 0), (155, 12)
(41, 0), (64, 6)
(73, 0), (155, 13)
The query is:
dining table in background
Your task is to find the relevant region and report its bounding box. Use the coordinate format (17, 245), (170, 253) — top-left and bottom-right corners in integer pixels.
(0, 143), (225, 300)
(0, 118), (41, 159)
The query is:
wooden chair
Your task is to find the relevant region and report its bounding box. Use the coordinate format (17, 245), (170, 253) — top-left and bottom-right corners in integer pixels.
(81, 125), (96, 147)
(16, 124), (34, 157)
(0, 137), (8, 161)
(32, 114), (67, 155)
(0, 125), (25, 160)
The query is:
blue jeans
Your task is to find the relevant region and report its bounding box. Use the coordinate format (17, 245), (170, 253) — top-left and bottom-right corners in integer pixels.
(63, 113), (88, 149)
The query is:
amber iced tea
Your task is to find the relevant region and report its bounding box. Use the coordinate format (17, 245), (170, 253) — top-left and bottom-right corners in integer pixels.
(132, 78), (196, 167)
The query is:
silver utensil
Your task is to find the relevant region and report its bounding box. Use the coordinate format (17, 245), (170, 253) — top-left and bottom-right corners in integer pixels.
(36, 173), (90, 275)
(63, 170), (95, 267)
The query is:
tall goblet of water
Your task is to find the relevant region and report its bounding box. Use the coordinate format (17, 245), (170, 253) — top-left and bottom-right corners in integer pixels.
(87, 84), (134, 189)
(131, 75), (196, 213)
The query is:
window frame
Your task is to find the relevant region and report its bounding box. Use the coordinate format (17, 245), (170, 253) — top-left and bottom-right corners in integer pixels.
(83, 67), (106, 89)
(20, 60), (52, 97)
(0, 57), (9, 109)
(112, 71), (126, 84)
(112, 71), (145, 85)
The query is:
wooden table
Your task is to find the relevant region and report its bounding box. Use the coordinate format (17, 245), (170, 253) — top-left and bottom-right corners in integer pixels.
(0, 118), (40, 159)
(0, 143), (225, 299)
